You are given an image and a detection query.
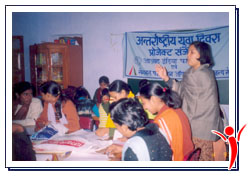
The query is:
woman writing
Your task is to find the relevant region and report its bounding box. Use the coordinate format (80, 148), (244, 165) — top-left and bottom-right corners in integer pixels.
(139, 82), (194, 161)
(35, 81), (80, 134)
(104, 80), (135, 138)
(108, 98), (172, 161)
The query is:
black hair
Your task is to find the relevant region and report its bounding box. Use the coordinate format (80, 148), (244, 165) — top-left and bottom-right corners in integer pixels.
(110, 98), (149, 131)
(101, 88), (110, 98)
(99, 76), (109, 85)
(108, 80), (131, 94)
(74, 86), (91, 101)
(190, 41), (214, 66)
(139, 82), (182, 109)
(138, 79), (150, 90)
(12, 127), (36, 161)
(39, 81), (66, 120)
(13, 81), (35, 98)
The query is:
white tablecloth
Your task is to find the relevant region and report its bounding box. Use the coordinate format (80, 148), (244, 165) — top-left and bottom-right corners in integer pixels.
(33, 129), (112, 161)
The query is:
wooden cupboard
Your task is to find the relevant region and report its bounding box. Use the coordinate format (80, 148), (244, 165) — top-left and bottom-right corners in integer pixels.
(30, 42), (83, 94)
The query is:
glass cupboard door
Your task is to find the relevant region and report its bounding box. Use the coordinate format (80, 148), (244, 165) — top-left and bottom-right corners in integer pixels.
(50, 52), (64, 88)
(35, 53), (48, 87)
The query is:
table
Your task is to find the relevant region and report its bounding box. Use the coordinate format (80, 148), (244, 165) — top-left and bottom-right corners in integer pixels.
(32, 129), (114, 161)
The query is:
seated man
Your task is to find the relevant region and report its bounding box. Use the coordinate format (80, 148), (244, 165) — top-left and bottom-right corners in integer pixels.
(13, 81), (43, 130)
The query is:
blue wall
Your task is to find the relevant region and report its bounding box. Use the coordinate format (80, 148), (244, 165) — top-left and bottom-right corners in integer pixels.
(12, 12), (229, 102)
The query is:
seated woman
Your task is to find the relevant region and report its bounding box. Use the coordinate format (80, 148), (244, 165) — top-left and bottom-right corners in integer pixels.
(107, 98), (172, 161)
(136, 79), (156, 121)
(73, 86), (99, 130)
(35, 81), (80, 134)
(13, 81), (43, 128)
(139, 82), (194, 161)
(93, 76), (110, 107)
(74, 86), (99, 117)
(95, 88), (110, 136)
(104, 80), (135, 138)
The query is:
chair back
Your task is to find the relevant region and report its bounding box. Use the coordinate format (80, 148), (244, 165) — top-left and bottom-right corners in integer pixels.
(79, 116), (94, 131)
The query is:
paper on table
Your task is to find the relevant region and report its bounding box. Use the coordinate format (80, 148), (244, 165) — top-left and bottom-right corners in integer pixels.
(35, 129), (113, 161)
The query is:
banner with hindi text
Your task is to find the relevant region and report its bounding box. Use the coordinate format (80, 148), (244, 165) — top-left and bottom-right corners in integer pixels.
(123, 26), (229, 80)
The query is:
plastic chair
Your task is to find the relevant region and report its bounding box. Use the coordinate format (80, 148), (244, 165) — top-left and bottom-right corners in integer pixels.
(185, 148), (201, 161)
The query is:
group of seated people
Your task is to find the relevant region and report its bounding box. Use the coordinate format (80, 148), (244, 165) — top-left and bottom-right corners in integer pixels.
(12, 76), (224, 162)
(12, 41), (227, 162)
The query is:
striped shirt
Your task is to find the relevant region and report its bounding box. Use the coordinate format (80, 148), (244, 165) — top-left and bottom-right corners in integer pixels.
(98, 103), (109, 128)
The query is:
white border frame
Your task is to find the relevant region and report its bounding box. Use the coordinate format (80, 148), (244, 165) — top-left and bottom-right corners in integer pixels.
(4, 4), (236, 171)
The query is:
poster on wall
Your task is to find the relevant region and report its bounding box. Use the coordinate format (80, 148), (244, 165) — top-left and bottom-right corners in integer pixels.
(123, 26), (229, 80)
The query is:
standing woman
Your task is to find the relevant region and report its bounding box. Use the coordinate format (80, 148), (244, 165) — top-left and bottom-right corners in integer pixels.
(35, 81), (80, 133)
(139, 83), (194, 161)
(155, 41), (223, 161)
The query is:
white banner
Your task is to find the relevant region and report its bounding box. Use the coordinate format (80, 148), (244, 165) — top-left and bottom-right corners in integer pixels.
(123, 26), (229, 80)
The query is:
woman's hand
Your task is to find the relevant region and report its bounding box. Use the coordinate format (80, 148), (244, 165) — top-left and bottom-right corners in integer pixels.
(155, 64), (169, 82)
(35, 120), (50, 131)
(95, 128), (109, 137)
(96, 144), (123, 161)
(105, 144), (123, 156)
(117, 136), (128, 142)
